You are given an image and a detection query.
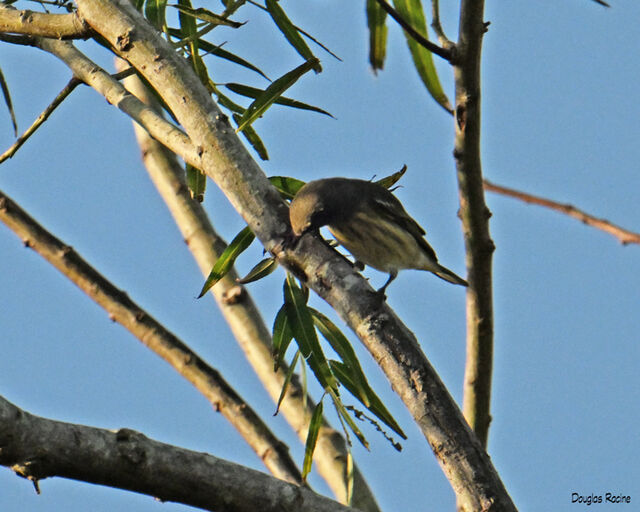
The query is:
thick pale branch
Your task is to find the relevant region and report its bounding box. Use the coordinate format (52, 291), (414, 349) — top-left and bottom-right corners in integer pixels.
(121, 65), (381, 512)
(0, 395), (354, 512)
(484, 179), (640, 246)
(72, 0), (515, 508)
(0, 189), (302, 486)
(454, 0), (496, 459)
(0, 7), (90, 39)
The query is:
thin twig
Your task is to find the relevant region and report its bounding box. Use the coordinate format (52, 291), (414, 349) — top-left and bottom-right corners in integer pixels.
(373, 0), (453, 62)
(430, 0), (451, 47)
(0, 189), (303, 486)
(0, 78), (80, 164)
(484, 179), (640, 245)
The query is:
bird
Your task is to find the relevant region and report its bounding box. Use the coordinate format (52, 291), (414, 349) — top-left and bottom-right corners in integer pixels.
(288, 177), (468, 295)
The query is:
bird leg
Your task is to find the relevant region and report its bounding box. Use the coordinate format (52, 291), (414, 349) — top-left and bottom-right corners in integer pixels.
(376, 270), (397, 298)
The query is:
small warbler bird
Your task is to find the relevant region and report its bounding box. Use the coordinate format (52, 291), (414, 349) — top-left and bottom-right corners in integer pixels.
(289, 177), (468, 295)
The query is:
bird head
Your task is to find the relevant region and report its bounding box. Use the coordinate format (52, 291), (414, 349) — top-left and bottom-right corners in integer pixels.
(289, 180), (335, 236)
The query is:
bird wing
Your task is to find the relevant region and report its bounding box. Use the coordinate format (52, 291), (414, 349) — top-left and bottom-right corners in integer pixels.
(371, 194), (439, 262)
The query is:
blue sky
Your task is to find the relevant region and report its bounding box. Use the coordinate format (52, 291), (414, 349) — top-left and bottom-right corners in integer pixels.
(1, 1), (639, 511)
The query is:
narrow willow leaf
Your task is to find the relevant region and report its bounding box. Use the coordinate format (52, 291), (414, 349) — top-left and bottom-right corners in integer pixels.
(330, 360), (406, 439)
(168, 28), (270, 80)
(186, 164), (206, 202)
(210, 83), (246, 114)
(198, 226), (255, 297)
(375, 164), (407, 190)
(275, 350), (300, 414)
(268, 176), (306, 200)
(232, 113), (269, 160)
(302, 399), (324, 481)
(0, 67), (17, 136)
(236, 58), (320, 132)
(283, 274), (336, 391)
(225, 83), (333, 118)
(144, 0), (168, 30)
(170, 4), (244, 27)
(237, 256), (278, 284)
(310, 309), (362, 374)
(265, 0), (321, 73)
(177, 0), (209, 86)
(331, 389), (369, 449)
(392, 0), (452, 113)
(366, 0), (388, 73)
(272, 305), (294, 371)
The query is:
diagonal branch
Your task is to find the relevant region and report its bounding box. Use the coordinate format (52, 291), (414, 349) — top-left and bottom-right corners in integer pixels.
(0, 395), (355, 512)
(119, 65), (382, 512)
(484, 179), (640, 245)
(0, 188), (302, 486)
(74, 0), (516, 508)
(0, 77), (81, 163)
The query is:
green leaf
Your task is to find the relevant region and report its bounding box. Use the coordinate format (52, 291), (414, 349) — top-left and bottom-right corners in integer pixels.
(310, 309), (363, 377)
(235, 58), (320, 132)
(210, 82), (246, 114)
(170, 4), (244, 28)
(198, 226), (255, 297)
(275, 350), (299, 414)
(272, 305), (294, 371)
(330, 360), (406, 439)
(392, 0), (452, 113)
(0, 66), (18, 137)
(168, 29), (270, 80)
(375, 164), (407, 189)
(232, 113), (269, 160)
(302, 398), (324, 481)
(366, 0), (388, 73)
(237, 256), (278, 284)
(186, 164), (206, 202)
(268, 175), (306, 200)
(176, 0), (208, 86)
(283, 273), (336, 391)
(144, 0), (168, 30)
(225, 83), (333, 118)
(265, 0), (321, 73)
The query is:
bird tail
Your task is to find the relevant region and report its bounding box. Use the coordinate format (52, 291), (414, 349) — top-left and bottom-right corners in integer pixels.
(433, 264), (468, 287)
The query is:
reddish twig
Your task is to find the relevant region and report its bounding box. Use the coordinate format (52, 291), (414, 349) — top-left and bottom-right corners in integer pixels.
(484, 180), (640, 246)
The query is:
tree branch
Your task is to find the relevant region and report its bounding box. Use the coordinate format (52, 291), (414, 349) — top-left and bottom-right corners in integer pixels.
(72, 0), (516, 508)
(32, 38), (202, 168)
(0, 7), (90, 39)
(430, 0), (451, 48)
(454, 0), (496, 453)
(119, 65), (382, 512)
(483, 179), (640, 245)
(0, 395), (355, 512)
(0, 78), (81, 164)
(373, 0), (453, 61)
(0, 189), (303, 486)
